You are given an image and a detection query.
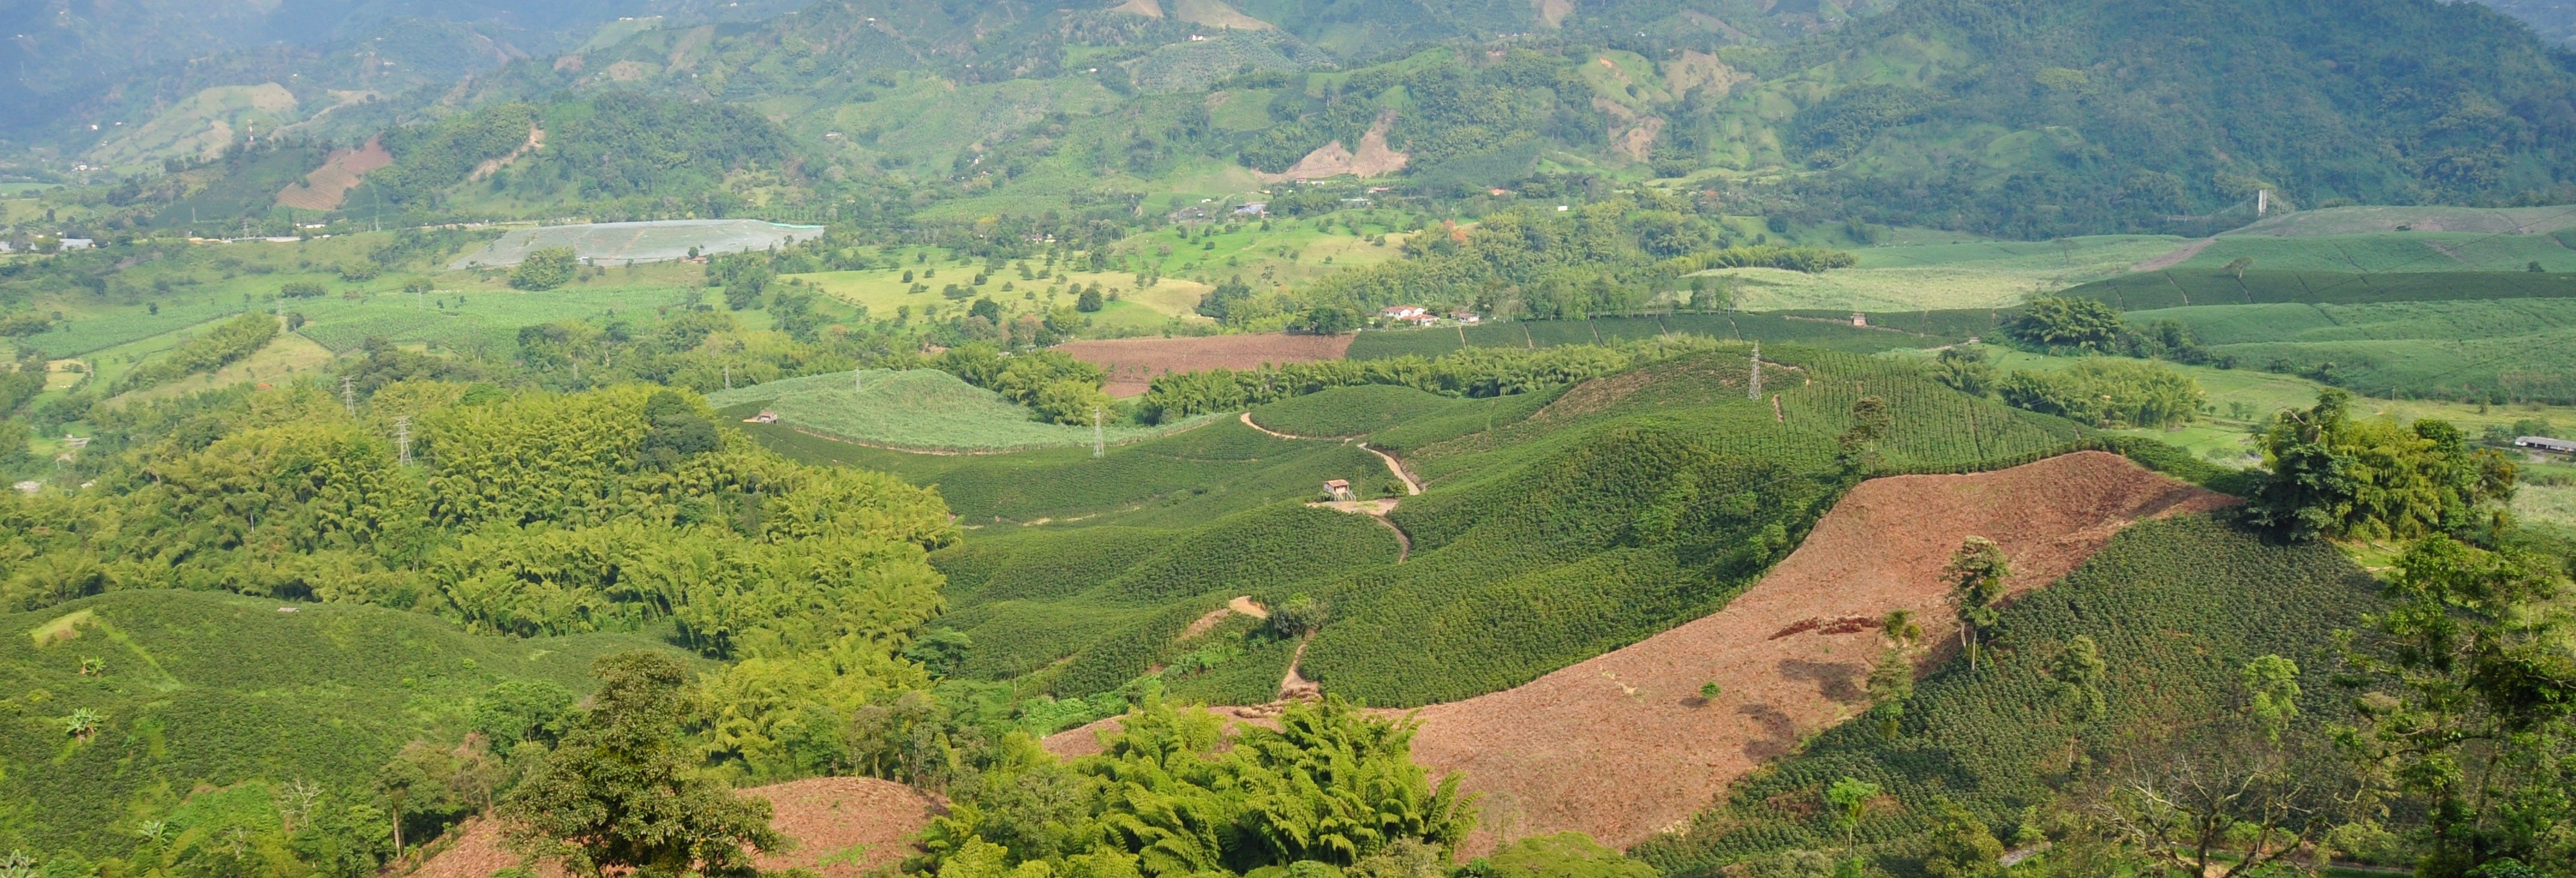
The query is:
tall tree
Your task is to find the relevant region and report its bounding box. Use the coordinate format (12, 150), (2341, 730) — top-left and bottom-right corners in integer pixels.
(502, 652), (785, 878)
(1945, 537), (2010, 671)
(2344, 536), (2576, 876)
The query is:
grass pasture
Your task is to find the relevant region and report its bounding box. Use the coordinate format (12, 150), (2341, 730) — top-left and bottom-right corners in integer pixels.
(1707, 234), (2186, 312)
(705, 370), (1214, 453)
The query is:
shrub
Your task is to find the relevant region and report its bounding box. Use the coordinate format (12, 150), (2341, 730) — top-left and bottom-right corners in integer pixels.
(509, 247), (579, 291)
(281, 281), (327, 298)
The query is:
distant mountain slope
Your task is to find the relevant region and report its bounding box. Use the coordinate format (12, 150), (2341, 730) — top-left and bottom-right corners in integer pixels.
(0, 0), (815, 149)
(2475, 0), (2576, 43)
(1743, 0), (2576, 236)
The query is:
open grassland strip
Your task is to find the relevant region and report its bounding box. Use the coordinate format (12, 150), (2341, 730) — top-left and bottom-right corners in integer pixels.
(1632, 514), (2374, 876)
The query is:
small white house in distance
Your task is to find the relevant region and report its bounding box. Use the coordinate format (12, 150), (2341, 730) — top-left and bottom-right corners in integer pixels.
(58, 238), (95, 250)
(1380, 305), (1427, 320)
(2517, 436), (2576, 454)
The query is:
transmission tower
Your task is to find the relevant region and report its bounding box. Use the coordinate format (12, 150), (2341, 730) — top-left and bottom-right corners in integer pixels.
(393, 416), (412, 465)
(855, 366), (864, 393)
(723, 365), (732, 391)
(341, 375), (355, 415)
(1092, 406), (1105, 458)
(1747, 341), (1763, 401)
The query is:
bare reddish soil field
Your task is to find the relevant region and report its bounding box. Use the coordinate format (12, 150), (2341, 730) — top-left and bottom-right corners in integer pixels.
(274, 136), (392, 211)
(1403, 452), (2232, 853)
(1057, 334), (1352, 397)
(412, 777), (939, 878)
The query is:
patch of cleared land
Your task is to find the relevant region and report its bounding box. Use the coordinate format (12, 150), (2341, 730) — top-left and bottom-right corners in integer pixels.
(275, 136), (393, 211)
(1057, 333), (1354, 396)
(413, 777), (937, 878)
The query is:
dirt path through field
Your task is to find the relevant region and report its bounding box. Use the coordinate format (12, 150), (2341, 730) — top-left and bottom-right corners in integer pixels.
(1400, 452), (2232, 854)
(1359, 443), (1421, 495)
(2131, 237), (2216, 272)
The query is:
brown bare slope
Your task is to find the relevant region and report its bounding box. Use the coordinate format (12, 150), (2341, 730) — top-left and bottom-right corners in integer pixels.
(410, 777), (938, 878)
(1405, 451), (2231, 853)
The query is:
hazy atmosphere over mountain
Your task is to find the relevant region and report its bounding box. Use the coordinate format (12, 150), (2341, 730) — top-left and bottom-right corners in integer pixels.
(5, 2), (2576, 878)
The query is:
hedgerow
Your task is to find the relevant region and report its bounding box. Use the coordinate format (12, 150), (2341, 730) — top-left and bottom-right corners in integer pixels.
(1630, 515), (2379, 877)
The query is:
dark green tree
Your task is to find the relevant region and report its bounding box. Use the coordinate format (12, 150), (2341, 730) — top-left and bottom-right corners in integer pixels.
(501, 652), (785, 878)
(1945, 536), (2009, 671)
(2006, 295), (2124, 352)
(511, 248), (580, 292)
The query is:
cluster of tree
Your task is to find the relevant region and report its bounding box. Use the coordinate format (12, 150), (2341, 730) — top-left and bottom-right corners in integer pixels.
(1657, 244), (1861, 276)
(915, 695), (1478, 878)
(2249, 389), (2518, 542)
(1263, 193), (1801, 328)
(1138, 336), (1719, 423)
(1993, 359), (2205, 429)
(509, 247), (580, 291)
(108, 312), (278, 395)
(932, 345), (1113, 426)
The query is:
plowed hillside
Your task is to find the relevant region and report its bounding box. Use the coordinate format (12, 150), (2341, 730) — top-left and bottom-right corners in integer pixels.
(1403, 451), (2232, 853)
(411, 777), (938, 878)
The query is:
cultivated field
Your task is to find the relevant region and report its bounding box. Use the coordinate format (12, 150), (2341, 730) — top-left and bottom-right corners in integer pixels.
(451, 219), (825, 268)
(1056, 333), (1355, 396)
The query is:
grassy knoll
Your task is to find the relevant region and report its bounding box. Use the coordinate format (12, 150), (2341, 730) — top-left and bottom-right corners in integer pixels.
(1709, 235), (2184, 312)
(1632, 515), (2380, 876)
(707, 370), (1211, 453)
(0, 589), (684, 856)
